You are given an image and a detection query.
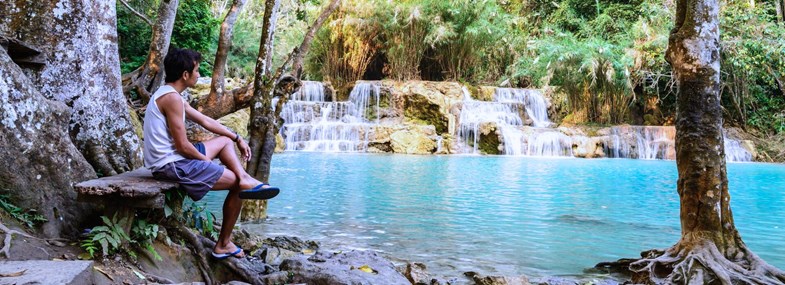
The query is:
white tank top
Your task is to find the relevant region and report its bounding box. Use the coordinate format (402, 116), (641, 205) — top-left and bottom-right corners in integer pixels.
(143, 85), (186, 170)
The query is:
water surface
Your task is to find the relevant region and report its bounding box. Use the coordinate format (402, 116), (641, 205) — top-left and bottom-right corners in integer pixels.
(202, 154), (785, 279)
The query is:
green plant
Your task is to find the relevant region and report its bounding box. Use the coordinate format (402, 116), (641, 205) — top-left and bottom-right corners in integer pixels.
(131, 219), (162, 261)
(0, 194), (47, 228)
(81, 214), (132, 258)
(181, 198), (218, 240)
(80, 214), (163, 261)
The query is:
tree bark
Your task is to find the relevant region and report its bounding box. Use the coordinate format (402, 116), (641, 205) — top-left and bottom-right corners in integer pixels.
(241, 0), (281, 221)
(630, 1), (785, 283)
(238, 0), (339, 221)
(205, 0), (247, 107)
(777, 0), (785, 23)
(121, 0), (179, 105)
(2, 0), (143, 177)
(0, 0), (136, 238)
(290, 0), (341, 78)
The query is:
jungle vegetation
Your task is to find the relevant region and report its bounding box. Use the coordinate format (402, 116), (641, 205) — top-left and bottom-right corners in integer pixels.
(116, 0), (785, 133)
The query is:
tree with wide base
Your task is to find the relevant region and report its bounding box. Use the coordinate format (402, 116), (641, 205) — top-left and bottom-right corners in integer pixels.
(629, 1), (785, 284)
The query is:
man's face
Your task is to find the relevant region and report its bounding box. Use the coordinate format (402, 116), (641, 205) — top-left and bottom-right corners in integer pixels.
(184, 62), (200, 87)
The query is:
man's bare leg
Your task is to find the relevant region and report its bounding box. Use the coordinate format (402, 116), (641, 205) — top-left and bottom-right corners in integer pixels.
(210, 168), (245, 257)
(203, 136), (268, 189)
(201, 136), (256, 257)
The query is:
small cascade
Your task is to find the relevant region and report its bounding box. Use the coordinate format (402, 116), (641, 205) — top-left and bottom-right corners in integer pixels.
(525, 130), (573, 157)
(494, 88), (551, 127)
(724, 137), (753, 162)
(605, 126), (676, 160)
(604, 126), (753, 162)
(281, 81), (381, 152)
(457, 87), (571, 156)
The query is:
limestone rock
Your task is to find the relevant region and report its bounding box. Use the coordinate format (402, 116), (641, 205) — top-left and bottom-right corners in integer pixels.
(274, 250), (410, 285)
(390, 128), (437, 154)
(391, 81), (463, 134)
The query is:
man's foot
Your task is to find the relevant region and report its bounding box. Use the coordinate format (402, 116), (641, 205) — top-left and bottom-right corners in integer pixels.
(212, 242), (245, 259)
(238, 174), (273, 190)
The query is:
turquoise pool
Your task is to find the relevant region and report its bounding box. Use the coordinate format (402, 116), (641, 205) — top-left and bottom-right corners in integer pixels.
(202, 153), (785, 279)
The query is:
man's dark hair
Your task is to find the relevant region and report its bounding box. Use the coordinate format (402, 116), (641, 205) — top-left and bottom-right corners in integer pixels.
(164, 48), (202, 83)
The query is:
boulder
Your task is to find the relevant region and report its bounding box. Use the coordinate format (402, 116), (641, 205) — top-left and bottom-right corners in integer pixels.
(388, 81), (463, 134)
(464, 271), (531, 285)
(273, 250), (410, 285)
(399, 262), (432, 285)
(571, 136), (607, 158)
(390, 127), (438, 154)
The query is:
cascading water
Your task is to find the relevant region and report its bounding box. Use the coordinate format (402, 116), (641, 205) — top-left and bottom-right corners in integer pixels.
(494, 88), (551, 128)
(280, 81), (381, 152)
(604, 126), (752, 162)
(605, 126), (676, 160)
(724, 136), (753, 162)
(457, 87), (572, 156)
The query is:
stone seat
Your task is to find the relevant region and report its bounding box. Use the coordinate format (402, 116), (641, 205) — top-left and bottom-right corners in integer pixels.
(74, 168), (183, 235)
(74, 168), (179, 209)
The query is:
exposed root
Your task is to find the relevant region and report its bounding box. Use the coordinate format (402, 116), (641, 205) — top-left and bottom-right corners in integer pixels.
(168, 223), (214, 285)
(195, 235), (267, 284)
(0, 221), (33, 259)
(630, 242), (785, 284)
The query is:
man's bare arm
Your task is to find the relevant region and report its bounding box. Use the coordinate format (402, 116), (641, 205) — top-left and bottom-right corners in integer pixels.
(158, 93), (209, 161)
(185, 104), (253, 161)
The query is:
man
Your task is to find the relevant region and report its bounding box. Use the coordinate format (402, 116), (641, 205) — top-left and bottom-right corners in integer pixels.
(143, 48), (279, 259)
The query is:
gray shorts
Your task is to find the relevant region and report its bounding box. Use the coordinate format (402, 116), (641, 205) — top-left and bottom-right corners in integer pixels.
(152, 143), (224, 201)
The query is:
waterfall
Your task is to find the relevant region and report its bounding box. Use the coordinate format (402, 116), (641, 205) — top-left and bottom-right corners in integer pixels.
(457, 87), (571, 156)
(605, 126), (676, 160)
(494, 88), (551, 128)
(281, 81), (381, 152)
(604, 126), (752, 162)
(724, 136), (753, 162)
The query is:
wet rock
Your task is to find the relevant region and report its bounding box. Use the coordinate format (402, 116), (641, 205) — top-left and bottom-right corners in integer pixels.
(262, 236), (319, 252)
(273, 250), (410, 285)
(399, 262), (431, 285)
(464, 271), (531, 285)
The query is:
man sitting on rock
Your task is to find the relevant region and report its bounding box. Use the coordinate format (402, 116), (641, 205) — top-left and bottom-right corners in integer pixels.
(143, 48), (279, 259)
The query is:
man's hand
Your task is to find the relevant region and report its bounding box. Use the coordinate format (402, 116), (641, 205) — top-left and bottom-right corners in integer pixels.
(237, 137), (251, 161)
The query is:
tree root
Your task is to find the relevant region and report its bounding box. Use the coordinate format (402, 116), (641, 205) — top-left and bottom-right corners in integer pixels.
(195, 235), (267, 284)
(630, 241), (785, 284)
(168, 223), (214, 285)
(0, 221), (33, 259)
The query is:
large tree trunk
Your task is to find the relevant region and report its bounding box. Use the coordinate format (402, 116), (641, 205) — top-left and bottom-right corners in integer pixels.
(121, 0), (179, 105)
(630, 1), (785, 283)
(2, 0), (143, 177)
(242, 0), (282, 221)
(0, 0), (141, 238)
(239, 0), (339, 221)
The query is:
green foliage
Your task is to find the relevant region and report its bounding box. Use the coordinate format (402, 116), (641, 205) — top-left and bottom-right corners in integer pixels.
(80, 214), (161, 261)
(0, 194), (47, 228)
(720, 1), (785, 134)
(117, 0), (218, 74)
(131, 219), (162, 261)
(181, 198), (218, 240)
(81, 214), (132, 258)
